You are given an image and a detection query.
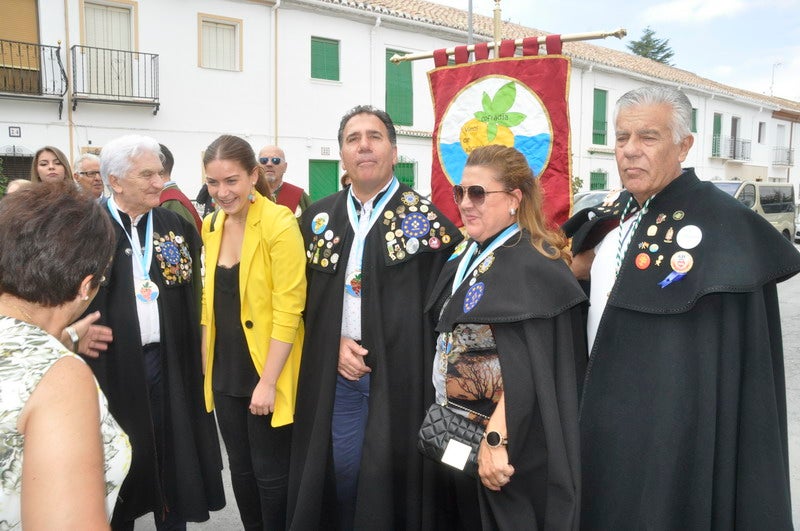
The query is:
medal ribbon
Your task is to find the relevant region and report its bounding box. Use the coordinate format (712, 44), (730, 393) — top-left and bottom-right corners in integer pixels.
(107, 196), (154, 283)
(450, 223), (519, 295)
(345, 177), (400, 272)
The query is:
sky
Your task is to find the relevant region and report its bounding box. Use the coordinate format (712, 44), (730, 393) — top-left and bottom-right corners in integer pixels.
(427, 0), (800, 102)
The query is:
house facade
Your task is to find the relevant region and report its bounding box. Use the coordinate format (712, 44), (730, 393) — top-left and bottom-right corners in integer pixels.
(2, 0), (798, 201)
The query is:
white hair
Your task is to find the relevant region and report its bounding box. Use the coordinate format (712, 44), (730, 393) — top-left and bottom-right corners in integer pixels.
(614, 85), (693, 144)
(74, 152), (100, 173)
(100, 135), (163, 185)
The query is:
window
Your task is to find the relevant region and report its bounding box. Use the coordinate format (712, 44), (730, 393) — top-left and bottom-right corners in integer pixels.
(691, 108), (698, 133)
(309, 160), (339, 201)
(758, 122), (766, 144)
(395, 162), (416, 188)
(0, 0), (41, 95)
(311, 37), (339, 81)
(589, 171), (607, 190)
(712, 113), (722, 157)
(592, 89), (607, 145)
(386, 49), (413, 126)
(198, 14), (241, 71)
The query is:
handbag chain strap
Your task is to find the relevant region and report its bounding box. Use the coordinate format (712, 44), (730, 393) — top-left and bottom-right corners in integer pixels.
(444, 399), (490, 420)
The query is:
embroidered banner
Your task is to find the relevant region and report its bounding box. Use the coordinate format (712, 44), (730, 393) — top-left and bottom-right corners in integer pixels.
(428, 49), (572, 226)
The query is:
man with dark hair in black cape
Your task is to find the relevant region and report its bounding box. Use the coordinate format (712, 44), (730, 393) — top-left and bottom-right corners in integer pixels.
(287, 106), (462, 530)
(564, 86), (800, 529)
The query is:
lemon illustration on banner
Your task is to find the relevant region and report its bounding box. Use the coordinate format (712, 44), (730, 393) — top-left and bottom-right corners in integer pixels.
(438, 76), (553, 185)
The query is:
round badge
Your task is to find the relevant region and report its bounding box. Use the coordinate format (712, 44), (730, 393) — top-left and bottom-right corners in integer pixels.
(317, 239), (325, 247)
(649, 243), (660, 253)
(401, 191), (419, 206)
(672, 210), (685, 221)
(676, 225), (702, 250)
(395, 229), (404, 238)
(306, 250), (312, 258)
(311, 212), (329, 235)
(670, 251), (694, 273)
(646, 225), (658, 237)
(433, 222), (440, 229)
(321, 258), (329, 267)
(396, 249), (406, 260)
(384, 210), (394, 219)
(420, 205), (429, 213)
(463, 282), (485, 313)
(333, 237), (340, 245)
(429, 236), (441, 250)
(635, 252), (651, 270)
(406, 237), (420, 254)
(160, 241), (181, 265)
(401, 212), (431, 238)
(385, 232), (395, 242)
(442, 235), (451, 244)
(477, 253), (495, 274)
(331, 253), (339, 264)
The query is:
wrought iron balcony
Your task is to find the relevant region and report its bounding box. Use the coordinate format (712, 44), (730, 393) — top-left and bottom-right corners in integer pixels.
(0, 39), (67, 116)
(772, 146), (794, 166)
(711, 135), (751, 161)
(71, 45), (159, 114)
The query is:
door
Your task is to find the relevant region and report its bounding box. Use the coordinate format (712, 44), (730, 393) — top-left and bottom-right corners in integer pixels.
(83, 2), (133, 97)
(309, 160), (339, 201)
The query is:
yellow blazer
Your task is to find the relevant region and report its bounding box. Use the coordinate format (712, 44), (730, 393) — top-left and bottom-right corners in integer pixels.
(201, 193), (306, 427)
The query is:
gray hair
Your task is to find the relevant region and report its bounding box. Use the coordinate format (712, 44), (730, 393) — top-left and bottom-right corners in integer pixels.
(337, 105), (397, 149)
(100, 135), (163, 185)
(74, 152), (100, 173)
(614, 86), (693, 144)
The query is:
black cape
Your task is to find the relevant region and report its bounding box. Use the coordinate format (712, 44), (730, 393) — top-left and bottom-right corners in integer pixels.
(83, 205), (225, 524)
(427, 231), (587, 530)
(287, 184), (462, 530)
(568, 170), (800, 529)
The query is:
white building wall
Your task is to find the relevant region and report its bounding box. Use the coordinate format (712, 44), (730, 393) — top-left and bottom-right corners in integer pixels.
(2, 0), (798, 201)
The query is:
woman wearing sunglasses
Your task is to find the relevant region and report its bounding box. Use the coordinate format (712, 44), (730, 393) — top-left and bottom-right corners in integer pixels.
(425, 145), (587, 530)
(201, 135), (306, 530)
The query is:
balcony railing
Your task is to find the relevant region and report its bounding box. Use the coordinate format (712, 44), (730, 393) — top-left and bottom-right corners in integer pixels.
(711, 135), (751, 161)
(772, 146), (794, 166)
(71, 45), (160, 114)
(0, 39), (67, 116)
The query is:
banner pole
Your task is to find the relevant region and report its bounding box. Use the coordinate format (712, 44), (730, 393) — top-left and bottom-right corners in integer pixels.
(389, 28), (627, 64)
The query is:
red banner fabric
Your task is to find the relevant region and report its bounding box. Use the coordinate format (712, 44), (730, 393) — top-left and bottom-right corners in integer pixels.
(546, 35), (562, 55)
(428, 55), (572, 227)
(522, 37), (539, 56)
(454, 45), (469, 64)
(433, 48), (448, 68)
(499, 39), (516, 58)
(474, 43), (489, 61)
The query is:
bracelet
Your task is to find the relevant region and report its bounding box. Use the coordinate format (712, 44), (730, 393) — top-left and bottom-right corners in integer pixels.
(65, 326), (80, 350)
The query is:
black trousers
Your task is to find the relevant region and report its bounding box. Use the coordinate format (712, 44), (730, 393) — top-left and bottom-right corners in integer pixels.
(214, 393), (292, 531)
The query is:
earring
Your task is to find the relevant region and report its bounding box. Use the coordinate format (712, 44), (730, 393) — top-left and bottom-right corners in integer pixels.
(248, 183), (256, 203)
(509, 207), (517, 216)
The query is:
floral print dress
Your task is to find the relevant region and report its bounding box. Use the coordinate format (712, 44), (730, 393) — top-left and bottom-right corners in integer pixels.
(0, 316), (131, 528)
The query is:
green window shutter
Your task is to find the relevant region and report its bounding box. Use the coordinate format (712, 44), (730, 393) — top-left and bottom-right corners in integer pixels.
(395, 162), (415, 188)
(592, 89), (607, 145)
(691, 108), (698, 133)
(712, 113), (722, 157)
(589, 171), (607, 190)
(385, 49), (413, 126)
(308, 160), (339, 201)
(311, 37), (339, 81)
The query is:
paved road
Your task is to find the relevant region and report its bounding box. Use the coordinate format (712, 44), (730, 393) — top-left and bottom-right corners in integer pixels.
(137, 271), (800, 529)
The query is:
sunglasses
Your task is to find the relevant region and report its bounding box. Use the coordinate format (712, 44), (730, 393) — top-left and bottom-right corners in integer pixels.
(258, 156), (283, 165)
(453, 184), (510, 205)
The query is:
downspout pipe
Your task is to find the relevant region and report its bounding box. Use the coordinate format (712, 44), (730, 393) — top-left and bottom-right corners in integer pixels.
(272, 0), (281, 144)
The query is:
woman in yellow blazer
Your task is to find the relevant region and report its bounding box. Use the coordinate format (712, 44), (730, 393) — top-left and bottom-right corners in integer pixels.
(201, 134), (306, 531)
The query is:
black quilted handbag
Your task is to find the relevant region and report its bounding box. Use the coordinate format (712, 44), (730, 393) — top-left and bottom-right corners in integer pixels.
(417, 402), (485, 478)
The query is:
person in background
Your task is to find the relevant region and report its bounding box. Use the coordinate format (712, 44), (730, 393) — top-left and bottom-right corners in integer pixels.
(4, 179), (32, 195)
(202, 134), (306, 530)
(30, 146), (71, 184)
(73, 153), (105, 200)
(257, 145), (311, 216)
(82, 134), (225, 530)
(159, 144), (202, 233)
(287, 105), (462, 530)
(195, 183), (216, 218)
(426, 145), (585, 530)
(565, 85), (800, 529)
(0, 182), (130, 529)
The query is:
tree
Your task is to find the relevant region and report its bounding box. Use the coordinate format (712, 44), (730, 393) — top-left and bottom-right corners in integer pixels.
(627, 27), (675, 65)
(0, 159), (6, 196)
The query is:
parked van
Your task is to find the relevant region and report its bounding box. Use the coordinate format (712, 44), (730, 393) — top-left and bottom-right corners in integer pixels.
(712, 180), (795, 240)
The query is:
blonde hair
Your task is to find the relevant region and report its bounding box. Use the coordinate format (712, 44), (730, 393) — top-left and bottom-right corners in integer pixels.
(465, 145), (570, 262)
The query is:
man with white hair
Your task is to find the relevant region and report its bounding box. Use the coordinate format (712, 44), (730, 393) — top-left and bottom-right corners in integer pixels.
(82, 135), (224, 530)
(564, 85), (800, 529)
(73, 152), (104, 200)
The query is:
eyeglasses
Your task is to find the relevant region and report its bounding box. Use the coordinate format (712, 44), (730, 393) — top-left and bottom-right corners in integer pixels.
(258, 156), (283, 165)
(453, 184), (510, 206)
(77, 171), (101, 178)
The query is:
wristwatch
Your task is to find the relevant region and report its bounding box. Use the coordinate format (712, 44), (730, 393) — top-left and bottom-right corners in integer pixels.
(484, 430), (508, 448)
